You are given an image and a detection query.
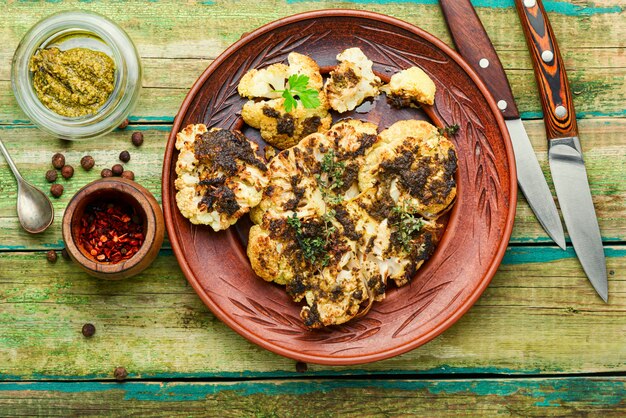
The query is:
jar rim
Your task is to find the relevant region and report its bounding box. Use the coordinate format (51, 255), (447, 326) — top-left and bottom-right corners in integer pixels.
(11, 11), (142, 140)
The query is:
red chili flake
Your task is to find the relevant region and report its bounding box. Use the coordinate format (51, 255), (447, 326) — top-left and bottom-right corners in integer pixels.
(78, 201), (144, 264)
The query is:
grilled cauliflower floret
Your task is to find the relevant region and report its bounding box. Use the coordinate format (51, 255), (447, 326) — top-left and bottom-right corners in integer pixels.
(239, 52), (331, 149)
(241, 95), (332, 150)
(384, 66), (436, 107)
(174, 125), (268, 231)
(324, 47), (382, 113)
(359, 120), (457, 219)
(237, 63), (288, 99)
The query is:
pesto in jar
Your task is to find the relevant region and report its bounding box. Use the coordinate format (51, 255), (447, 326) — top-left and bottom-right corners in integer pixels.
(29, 47), (115, 118)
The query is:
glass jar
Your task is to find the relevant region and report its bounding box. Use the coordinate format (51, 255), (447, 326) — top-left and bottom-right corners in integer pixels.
(11, 11), (142, 140)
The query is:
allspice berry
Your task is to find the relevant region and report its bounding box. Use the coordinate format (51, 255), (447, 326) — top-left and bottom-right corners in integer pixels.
(45, 169), (57, 183)
(61, 165), (74, 179)
(112, 164), (124, 176)
(101, 168), (113, 178)
(118, 118), (129, 129)
(131, 132), (144, 147)
(119, 150), (131, 163)
(121, 170), (134, 181)
(80, 155), (95, 171)
(50, 184), (64, 198)
(81, 323), (96, 337)
(51, 153), (65, 169)
(114, 366), (128, 381)
(61, 248), (71, 261)
(46, 250), (57, 263)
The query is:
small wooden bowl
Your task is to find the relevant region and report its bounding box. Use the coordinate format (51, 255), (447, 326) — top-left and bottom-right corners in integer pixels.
(62, 178), (164, 280)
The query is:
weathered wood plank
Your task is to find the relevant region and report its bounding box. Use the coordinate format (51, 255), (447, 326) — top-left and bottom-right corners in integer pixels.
(0, 2), (624, 123)
(0, 378), (624, 417)
(0, 247), (623, 379)
(0, 118), (623, 249)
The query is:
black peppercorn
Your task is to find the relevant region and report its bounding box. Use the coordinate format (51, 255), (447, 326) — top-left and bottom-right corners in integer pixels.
(111, 164), (124, 176)
(121, 170), (134, 181)
(80, 155), (95, 171)
(51, 153), (65, 169)
(119, 150), (131, 163)
(50, 184), (64, 198)
(61, 248), (71, 261)
(46, 250), (57, 263)
(114, 366), (128, 381)
(82, 323), (96, 337)
(131, 132), (144, 147)
(45, 169), (57, 183)
(118, 118), (129, 129)
(61, 165), (74, 179)
(101, 168), (113, 178)
(295, 362), (308, 373)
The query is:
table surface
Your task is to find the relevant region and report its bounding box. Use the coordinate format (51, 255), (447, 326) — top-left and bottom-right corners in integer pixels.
(0, 0), (624, 416)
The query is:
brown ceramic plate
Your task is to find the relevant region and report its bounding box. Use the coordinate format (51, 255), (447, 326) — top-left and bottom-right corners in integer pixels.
(162, 10), (516, 365)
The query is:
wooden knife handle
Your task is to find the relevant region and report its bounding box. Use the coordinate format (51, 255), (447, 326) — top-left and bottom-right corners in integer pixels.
(439, 0), (519, 119)
(514, 0), (578, 140)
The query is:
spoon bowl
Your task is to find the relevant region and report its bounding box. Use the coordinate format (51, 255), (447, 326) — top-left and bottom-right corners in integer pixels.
(0, 139), (54, 234)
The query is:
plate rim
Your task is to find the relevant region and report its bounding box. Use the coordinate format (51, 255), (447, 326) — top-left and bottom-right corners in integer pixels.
(162, 9), (517, 365)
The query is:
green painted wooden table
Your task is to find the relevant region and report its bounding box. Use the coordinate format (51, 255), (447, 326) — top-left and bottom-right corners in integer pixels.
(0, 1), (624, 416)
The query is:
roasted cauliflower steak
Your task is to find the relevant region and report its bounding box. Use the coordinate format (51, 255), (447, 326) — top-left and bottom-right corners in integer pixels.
(359, 120), (457, 219)
(174, 124), (268, 231)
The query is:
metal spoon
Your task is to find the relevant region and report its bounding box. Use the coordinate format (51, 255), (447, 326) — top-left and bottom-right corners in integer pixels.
(0, 138), (54, 233)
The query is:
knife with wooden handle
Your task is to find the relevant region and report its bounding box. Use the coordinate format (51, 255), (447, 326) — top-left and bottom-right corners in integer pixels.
(514, 0), (608, 302)
(438, 0), (565, 250)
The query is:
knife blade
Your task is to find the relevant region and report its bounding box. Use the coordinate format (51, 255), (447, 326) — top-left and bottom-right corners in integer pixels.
(514, 0), (608, 302)
(439, 0), (566, 250)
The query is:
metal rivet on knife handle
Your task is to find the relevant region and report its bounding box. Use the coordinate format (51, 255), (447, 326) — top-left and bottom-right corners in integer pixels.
(555, 105), (567, 118)
(479, 58), (489, 68)
(497, 100), (508, 110)
(524, 0), (536, 7)
(541, 50), (554, 63)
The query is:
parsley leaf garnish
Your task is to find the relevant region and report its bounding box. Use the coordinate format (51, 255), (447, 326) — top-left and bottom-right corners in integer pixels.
(274, 74), (320, 113)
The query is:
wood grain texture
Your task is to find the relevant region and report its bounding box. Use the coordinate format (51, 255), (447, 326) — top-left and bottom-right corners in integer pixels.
(0, 119), (623, 250)
(0, 0), (624, 413)
(515, 0), (578, 139)
(0, 248), (623, 378)
(0, 378), (624, 416)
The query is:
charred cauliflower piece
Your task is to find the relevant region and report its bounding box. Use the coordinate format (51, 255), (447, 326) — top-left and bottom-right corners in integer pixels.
(239, 52), (331, 149)
(324, 47), (382, 113)
(359, 120), (457, 219)
(174, 124), (268, 230)
(241, 96), (332, 150)
(384, 66), (436, 107)
(247, 120), (380, 328)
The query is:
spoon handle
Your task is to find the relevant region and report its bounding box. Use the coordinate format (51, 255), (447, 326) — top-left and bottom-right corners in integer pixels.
(0, 138), (24, 181)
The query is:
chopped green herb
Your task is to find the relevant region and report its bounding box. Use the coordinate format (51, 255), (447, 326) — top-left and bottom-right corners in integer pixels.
(392, 204), (425, 251)
(316, 150), (346, 205)
(288, 213), (331, 267)
(273, 74), (320, 113)
(438, 124), (460, 136)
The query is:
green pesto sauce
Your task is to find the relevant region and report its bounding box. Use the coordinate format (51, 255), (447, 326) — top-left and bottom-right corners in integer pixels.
(29, 47), (115, 118)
